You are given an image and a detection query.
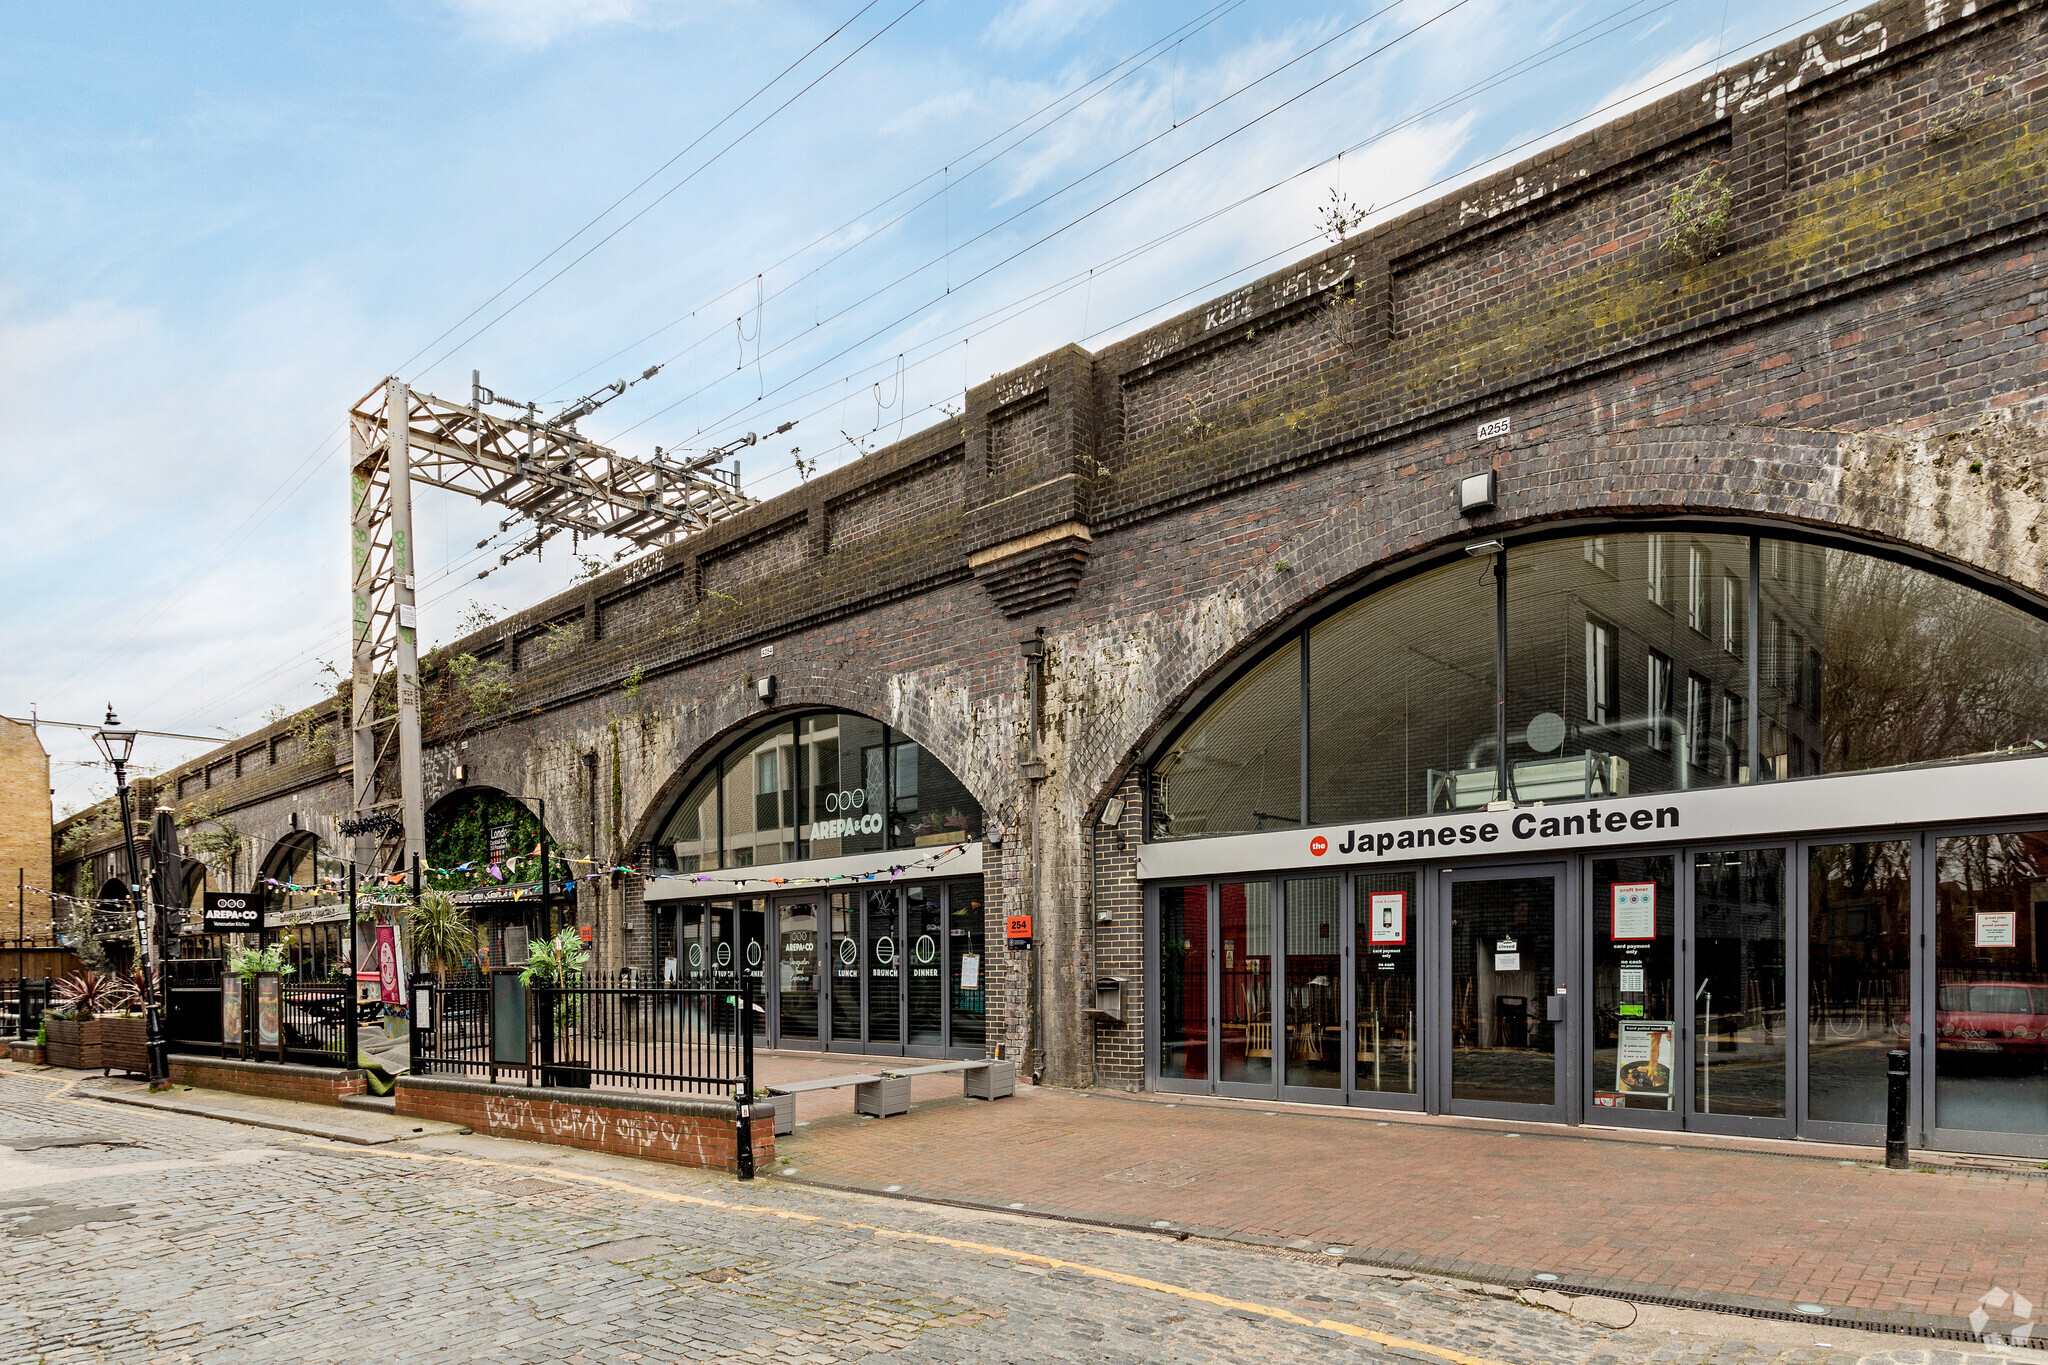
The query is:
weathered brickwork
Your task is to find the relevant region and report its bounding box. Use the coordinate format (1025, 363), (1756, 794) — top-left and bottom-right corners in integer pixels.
(2, 718), (54, 942)
(394, 1075), (774, 1173)
(168, 1057), (370, 1105)
(54, 0), (2048, 1096)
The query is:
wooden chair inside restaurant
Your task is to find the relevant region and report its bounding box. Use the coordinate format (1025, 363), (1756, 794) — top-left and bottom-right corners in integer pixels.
(1246, 1018), (1272, 1058)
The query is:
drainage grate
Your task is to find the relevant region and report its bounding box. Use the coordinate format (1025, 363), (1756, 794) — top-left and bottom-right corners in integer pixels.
(1530, 1282), (1980, 1343)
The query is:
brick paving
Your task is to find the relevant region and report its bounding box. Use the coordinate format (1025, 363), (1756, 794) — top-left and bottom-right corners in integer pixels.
(5, 1063), (2028, 1364)
(771, 1085), (2048, 1335)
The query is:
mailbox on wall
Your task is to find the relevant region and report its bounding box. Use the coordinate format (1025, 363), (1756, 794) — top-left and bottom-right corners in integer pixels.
(1088, 976), (1124, 1023)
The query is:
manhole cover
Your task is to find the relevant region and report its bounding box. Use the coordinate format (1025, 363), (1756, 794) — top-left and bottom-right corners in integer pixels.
(695, 1267), (746, 1283)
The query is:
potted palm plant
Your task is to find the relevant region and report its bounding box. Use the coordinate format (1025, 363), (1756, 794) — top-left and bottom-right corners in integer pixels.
(44, 971), (132, 1069)
(401, 889), (482, 980)
(521, 927), (590, 1088)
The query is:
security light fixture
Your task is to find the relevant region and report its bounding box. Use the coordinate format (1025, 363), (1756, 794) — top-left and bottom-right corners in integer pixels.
(1099, 797), (1125, 827)
(1463, 539), (1505, 557)
(1018, 637), (1045, 660)
(756, 674), (776, 703)
(1458, 468), (1499, 515)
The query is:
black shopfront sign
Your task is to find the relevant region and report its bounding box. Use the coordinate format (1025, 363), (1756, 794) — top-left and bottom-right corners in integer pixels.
(201, 892), (263, 934)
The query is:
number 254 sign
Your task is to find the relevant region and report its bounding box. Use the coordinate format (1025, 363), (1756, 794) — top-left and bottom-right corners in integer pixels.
(1005, 914), (1033, 948)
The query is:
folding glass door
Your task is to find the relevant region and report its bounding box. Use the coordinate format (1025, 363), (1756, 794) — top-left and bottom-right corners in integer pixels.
(1437, 864), (1571, 1123)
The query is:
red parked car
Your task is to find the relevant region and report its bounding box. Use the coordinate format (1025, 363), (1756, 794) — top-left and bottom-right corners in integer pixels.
(1932, 982), (2048, 1057)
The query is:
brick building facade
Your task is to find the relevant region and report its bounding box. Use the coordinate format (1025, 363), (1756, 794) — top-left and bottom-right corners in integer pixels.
(55, 0), (2048, 1153)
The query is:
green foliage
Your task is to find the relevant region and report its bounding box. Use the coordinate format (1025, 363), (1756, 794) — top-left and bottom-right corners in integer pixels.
(448, 652), (513, 718)
(457, 599), (500, 636)
(575, 554), (608, 581)
(402, 888), (482, 977)
(51, 970), (134, 1019)
(622, 663), (644, 700)
(180, 799), (240, 866)
(519, 927), (588, 987)
(1665, 168), (1735, 266)
(542, 618), (583, 658)
(1315, 187), (1371, 244)
(55, 808), (117, 862)
(228, 943), (295, 982)
(425, 789), (546, 892)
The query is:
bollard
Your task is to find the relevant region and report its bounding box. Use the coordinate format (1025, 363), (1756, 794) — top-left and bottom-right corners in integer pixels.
(735, 1087), (755, 1182)
(1885, 1048), (1911, 1170)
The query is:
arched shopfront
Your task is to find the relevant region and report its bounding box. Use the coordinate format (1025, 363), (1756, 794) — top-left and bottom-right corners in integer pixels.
(260, 833), (347, 978)
(426, 787), (557, 968)
(644, 710), (989, 1059)
(1139, 524), (2048, 1158)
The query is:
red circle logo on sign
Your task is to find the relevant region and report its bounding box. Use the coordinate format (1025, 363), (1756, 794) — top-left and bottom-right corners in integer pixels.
(1310, 835), (1328, 857)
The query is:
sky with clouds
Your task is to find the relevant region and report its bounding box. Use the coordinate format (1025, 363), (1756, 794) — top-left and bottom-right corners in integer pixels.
(3, 0), (1861, 814)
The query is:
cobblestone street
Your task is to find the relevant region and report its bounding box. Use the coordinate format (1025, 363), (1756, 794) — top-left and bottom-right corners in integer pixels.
(1, 1067), (2036, 1365)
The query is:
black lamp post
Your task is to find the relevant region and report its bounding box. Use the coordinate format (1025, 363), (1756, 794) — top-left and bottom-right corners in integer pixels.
(94, 707), (169, 1088)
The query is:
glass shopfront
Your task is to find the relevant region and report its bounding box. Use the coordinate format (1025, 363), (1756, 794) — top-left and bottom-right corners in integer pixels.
(656, 879), (986, 1059)
(1143, 523), (2048, 1157)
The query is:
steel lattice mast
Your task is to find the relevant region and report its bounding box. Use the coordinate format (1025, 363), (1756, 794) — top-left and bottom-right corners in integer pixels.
(347, 374), (754, 871)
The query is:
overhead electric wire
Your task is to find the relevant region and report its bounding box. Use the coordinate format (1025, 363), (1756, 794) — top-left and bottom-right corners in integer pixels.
(650, 0), (1848, 492)
(536, 0), (1253, 408)
(391, 0), (894, 380)
(409, 0), (932, 386)
(608, 0), (1441, 445)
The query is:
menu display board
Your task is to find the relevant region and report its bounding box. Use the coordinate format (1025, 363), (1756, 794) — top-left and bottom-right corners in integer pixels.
(1611, 883), (1657, 940)
(1367, 892), (1407, 946)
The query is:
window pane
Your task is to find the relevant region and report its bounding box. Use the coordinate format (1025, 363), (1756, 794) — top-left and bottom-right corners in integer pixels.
(865, 887), (901, 1047)
(653, 769), (719, 872)
(1506, 534), (1750, 802)
(828, 892), (860, 1044)
(1309, 560), (1494, 822)
(1282, 877), (1340, 1090)
(1807, 841), (1912, 1125)
(888, 734), (984, 850)
(1157, 886), (1209, 1082)
(1935, 832), (2048, 1136)
(907, 884), (944, 1046)
(1693, 849), (1788, 1118)
(1217, 881), (1273, 1085)
(802, 714), (886, 860)
(1760, 541), (2048, 779)
(1355, 870), (1417, 1095)
(1154, 640), (1301, 838)
(724, 727), (795, 867)
(1591, 856), (1675, 1113)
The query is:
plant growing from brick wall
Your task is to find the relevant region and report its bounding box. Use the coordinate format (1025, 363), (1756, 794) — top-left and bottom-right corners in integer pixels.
(447, 652), (513, 718)
(542, 618), (583, 659)
(1664, 167), (1734, 267)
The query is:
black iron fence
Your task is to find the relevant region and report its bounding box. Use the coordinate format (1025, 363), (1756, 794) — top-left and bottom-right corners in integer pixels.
(162, 959), (356, 1069)
(413, 970), (754, 1098)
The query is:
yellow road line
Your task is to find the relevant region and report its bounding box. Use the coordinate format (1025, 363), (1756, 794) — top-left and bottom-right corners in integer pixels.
(275, 1134), (1515, 1365)
(3, 1067), (1517, 1364)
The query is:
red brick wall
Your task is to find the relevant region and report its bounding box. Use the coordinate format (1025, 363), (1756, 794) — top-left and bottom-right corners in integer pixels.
(169, 1058), (368, 1105)
(395, 1079), (775, 1173)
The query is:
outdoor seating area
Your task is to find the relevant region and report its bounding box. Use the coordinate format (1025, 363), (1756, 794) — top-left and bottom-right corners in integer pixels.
(762, 1057), (1016, 1131)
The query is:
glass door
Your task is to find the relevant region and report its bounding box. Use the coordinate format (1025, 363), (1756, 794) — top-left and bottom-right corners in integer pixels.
(864, 887), (903, 1055)
(1588, 855), (1678, 1128)
(1279, 876), (1341, 1101)
(1440, 865), (1569, 1122)
(775, 899), (821, 1047)
(1216, 879), (1277, 1099)
(1352, 870), (1421, 1108)
(736, 899), (768, 1038)
(1801, 840), (1912, 1143)
(827, 892), (861, 1050)
(1154, 885), (1212, 1092)
(906, 884), (946, 1055)
(947, 881), (987, 1056)
(1688, 848), (1790, 1136)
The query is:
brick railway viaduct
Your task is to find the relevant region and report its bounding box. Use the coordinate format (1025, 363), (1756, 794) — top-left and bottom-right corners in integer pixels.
(55, 0), (2048, 1091)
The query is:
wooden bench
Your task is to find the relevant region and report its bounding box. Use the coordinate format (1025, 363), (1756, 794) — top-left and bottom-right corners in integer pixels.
(762, 1059), (1016, 1128)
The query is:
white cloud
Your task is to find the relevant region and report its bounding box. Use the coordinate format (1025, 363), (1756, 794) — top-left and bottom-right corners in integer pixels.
(983, 0), (1117, 53)
(440, 0), (694, 50)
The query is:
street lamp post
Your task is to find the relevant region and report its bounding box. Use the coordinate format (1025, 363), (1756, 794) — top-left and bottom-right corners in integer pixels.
(95, 708), (169, 1088)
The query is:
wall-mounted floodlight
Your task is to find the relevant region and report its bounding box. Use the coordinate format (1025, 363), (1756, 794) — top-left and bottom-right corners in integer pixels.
(755, 675), (776, 703)
(1459, 468), (1499, 515)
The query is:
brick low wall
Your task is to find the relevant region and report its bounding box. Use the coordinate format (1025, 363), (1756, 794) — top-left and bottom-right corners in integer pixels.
(168, 1055), (368, 1105)
(395, 1075), (775, 1173)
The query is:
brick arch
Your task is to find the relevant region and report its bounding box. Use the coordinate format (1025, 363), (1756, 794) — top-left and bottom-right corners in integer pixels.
(1075, 420), (2048, 826)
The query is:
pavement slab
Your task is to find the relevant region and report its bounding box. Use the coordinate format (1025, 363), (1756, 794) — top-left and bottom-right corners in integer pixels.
(5, 1060), (2031, 1364)
(769, 1084), (2048, 1337)
(74, 1075), (468, 1144)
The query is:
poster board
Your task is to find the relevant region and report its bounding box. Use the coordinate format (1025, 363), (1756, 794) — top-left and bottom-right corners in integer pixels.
(1367, 891), (1408, 946)
(1611, 883), (1657, 941)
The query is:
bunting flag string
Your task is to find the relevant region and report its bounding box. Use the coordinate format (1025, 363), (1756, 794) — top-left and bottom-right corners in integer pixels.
(21, 840), (974, 922)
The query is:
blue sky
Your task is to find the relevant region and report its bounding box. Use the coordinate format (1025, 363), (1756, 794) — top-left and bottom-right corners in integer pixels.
(2, 0), (1860, 813)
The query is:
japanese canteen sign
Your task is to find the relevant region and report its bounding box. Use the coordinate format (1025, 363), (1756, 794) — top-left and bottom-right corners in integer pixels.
(201, 892), (263, 934)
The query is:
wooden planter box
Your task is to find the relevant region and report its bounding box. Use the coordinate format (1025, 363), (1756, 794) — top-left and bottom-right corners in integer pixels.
(43, 1015), (103, 1070)
(99, 1015), (149, 1076)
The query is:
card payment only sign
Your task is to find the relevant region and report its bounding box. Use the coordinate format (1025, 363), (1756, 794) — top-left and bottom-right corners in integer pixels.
(1005, 914), (1033, 948)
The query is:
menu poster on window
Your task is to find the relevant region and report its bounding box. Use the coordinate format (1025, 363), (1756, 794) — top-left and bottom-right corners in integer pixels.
(1611, 883), (1657, 941)
(1615, 1019), (1674, 1098)
(1975, 911), (2018, 949)
(960, 954), (981, 990)
(1368, 892), (1408, 946)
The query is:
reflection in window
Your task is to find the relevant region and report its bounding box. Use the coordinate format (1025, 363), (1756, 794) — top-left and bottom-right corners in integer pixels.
(1934, 832), (2048, 1136)
(802, 714), (884, 861)
(1693, 848), (1787, 1118)
(1808, 840), (1912, 1126)
(1152, 640), (1301, 838)
(1508, 534), (1751, 804)
(1306, 559), (1494, 826)
(655, 770), (719, 872)
(1761, 541), (2048, 779)
(1149, 528), (2048, 840)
